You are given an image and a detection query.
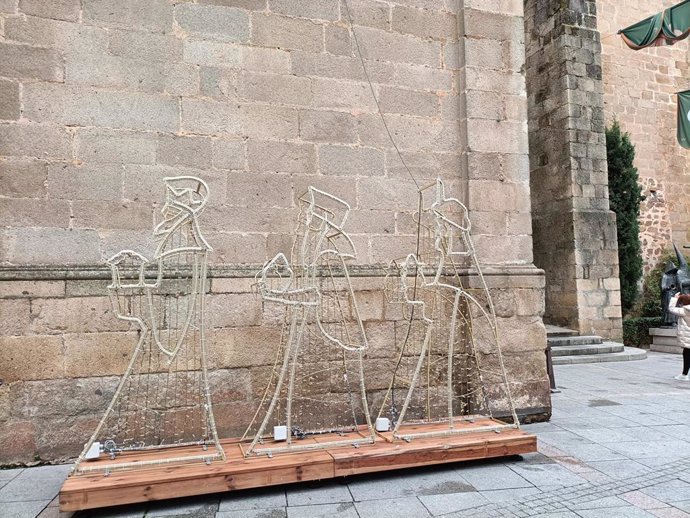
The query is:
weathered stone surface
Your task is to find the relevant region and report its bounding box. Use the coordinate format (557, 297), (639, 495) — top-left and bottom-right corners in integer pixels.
(205, 293), (262, 328)
(181, 98), (242, 135)
(239, 72), (312, 106)
(0, 0), (17, 13)
(183, 40), (242, 68)
(270, 0), (339, 21)
(243, 104), (299, 139)
(47, 163), (122, 201)
(0, 421), (37, 465)
(156, 135), (214, 169)
(64, 48), (171, 93)
(72, 200), (153, 230)
(311, 78), (376, 111)
(344, 0), (390, 30)
(391, 5), (457, 41)
(30, 297), (128, 334)
(225, 171), (292, 207)
(19, 0), (80, 21)
(251, 13), (323, 52)
(213, 139), (246, 170)
(75, 129), (156, 164)
(83, 0), (173, 32)
(0, 198), (71, 228)
(23, 83), (180, 132)
(318, 145), (384, 177)
(176, 3), (249, 43)
(0, 79), (20, 121)
(0, 299), (31, 336)
(206, 232), (267, 264)
(199, 0), (266, 9)
(5, 228), (102, 264)
(0, 335), (63, 382)
(34, 415), (100, 461)
(210, 277), (253, 294)
(247, 140), (315, 174)
(10, 377), (117, 419)
(165, 63), (199, 96)
(63, 332), (136, 377)
(242, 46), (291, 74)
(108, 30), (182, 63)
(354, 27), (441, 67)
(200, 67), (238, 98)
(0, 280), (65, 299)
(358, 177), (418, 211)
(299, 110), (357, 143)
(0, 42), (63, 81)
(324, 24), (352, 55)
(0, 159), (47, 198)
(208, 327), (282, 368)
(379, 86), (440, 117)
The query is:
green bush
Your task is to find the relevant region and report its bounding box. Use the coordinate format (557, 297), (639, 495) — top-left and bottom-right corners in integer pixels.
(632, 249), (677, 318)
(622, 317), (663, 348)
(606, 121), (643, 315)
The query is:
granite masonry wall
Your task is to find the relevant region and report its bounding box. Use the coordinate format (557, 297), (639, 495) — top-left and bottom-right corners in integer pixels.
(0, 0), (550, 464)
(598, 0), (690, 271)
(525, 0), (622, 338)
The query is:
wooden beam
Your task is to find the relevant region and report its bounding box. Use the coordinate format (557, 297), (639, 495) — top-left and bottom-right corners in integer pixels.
(60, 419), (537, 512)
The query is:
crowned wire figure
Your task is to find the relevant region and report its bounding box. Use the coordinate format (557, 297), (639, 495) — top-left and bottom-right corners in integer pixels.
(377, 179), (519, 441)
(73, 176), (224, 475)
(242, 187), (375, 457)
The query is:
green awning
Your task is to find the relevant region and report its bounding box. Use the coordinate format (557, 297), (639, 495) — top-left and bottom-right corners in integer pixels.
(678, 90), (690, 149)
(620, 0), (690, 50)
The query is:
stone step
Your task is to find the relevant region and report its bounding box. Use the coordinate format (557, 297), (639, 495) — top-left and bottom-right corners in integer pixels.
(545, 324), (578, 337)
(652, 336), (680, 347)
(650, 344), (682, 355)
(548, 335), (603, 347)
(550, 341), (624, 357)
(649, 327), (677, 337)
(552, 346), (647, 365)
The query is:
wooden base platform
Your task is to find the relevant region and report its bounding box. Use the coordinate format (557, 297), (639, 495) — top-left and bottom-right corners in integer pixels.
(59, 419), (537, 512)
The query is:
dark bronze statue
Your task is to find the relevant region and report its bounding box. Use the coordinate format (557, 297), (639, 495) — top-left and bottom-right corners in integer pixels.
(661, 244), (690, 327)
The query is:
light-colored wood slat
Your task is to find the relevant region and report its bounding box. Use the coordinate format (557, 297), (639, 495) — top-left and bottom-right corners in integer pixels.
(330, 430), (535, 477)
(60, 422), (537, 512)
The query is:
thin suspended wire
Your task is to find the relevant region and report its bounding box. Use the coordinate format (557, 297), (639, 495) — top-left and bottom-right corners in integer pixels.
(342, 0), (420, 192)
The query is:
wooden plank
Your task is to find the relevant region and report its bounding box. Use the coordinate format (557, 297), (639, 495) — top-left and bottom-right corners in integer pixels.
(330, 430), (536, 477)
(60, 424), (537, 512)
(60, 447), (334, 511)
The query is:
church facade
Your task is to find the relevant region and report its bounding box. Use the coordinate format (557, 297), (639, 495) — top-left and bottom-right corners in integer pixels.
(2, 0), (675, 464)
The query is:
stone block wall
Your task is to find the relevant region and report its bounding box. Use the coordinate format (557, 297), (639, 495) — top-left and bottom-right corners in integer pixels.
(0, 0), (550, 464)
(525, 0), (622, 339)
(0, 0), (467, 264)
(598, 0), (690, 270)
(0, 268), (549, 465)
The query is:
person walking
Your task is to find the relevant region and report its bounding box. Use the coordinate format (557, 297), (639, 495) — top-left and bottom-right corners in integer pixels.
(668, 292), (690, 380)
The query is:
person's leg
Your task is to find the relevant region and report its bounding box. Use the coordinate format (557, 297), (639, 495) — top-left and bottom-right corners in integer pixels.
(674, 349), (690, 379)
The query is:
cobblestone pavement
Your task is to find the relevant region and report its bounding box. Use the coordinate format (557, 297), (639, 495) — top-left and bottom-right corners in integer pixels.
(4, 351), (690, 517)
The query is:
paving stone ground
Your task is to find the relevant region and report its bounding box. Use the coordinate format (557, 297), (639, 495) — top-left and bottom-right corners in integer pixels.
(4, 351), (690, 517)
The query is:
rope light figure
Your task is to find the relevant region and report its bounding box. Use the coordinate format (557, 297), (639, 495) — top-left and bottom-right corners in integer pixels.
(377, 179), (519, 441)
(73, 176), (224, 474)
(242, 187), (375, 457)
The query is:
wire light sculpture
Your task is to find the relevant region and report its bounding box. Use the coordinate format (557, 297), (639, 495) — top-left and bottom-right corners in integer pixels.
(377, 179), (519, 441)
(73, 176), (224, 474)
(242, 187), (375, 457)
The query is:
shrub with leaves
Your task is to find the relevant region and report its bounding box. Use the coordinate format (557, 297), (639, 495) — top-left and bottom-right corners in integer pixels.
(606, 121), (643, 315)
(632, 249), (677, 318)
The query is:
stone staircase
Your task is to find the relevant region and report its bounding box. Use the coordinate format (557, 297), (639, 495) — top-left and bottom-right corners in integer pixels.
(546, 325), (647, 365)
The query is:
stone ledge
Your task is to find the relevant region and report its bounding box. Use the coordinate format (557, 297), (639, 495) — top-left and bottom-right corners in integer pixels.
(0, 263), (545, 281)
